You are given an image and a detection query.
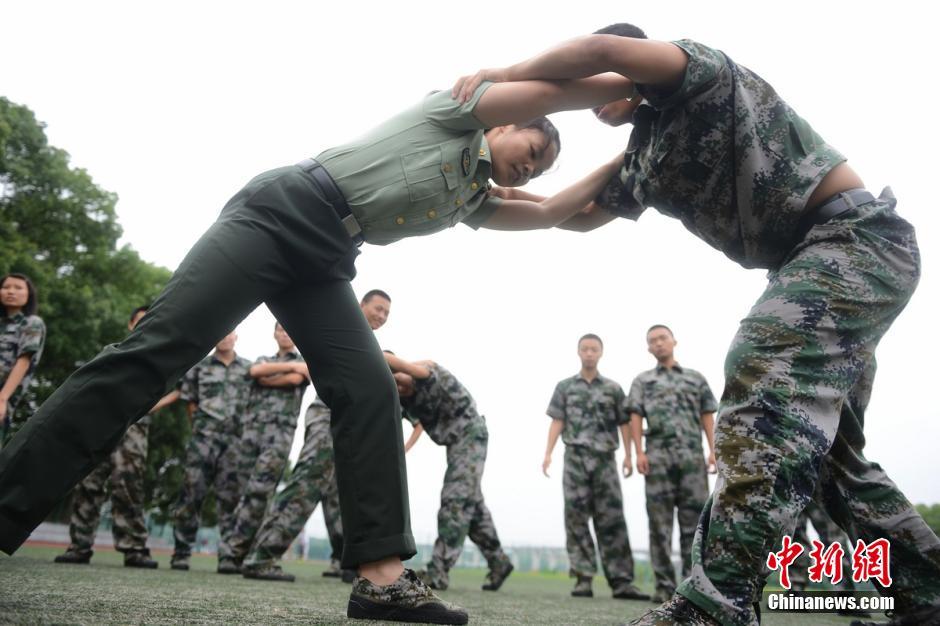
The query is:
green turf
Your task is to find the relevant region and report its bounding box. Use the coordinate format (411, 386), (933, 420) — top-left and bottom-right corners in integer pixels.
(0, 545), (869, 624)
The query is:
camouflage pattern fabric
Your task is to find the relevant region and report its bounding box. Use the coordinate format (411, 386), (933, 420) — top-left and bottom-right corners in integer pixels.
(221, 351), (307, 561)
(400, 364), (485, 446)
(563, 445), (635, 585)
(644, 443), (708, 594)
(244, 401), (343, 569)
(0, 312), (45, 443)
(350, 568), (464, 613)
(178, 353), (253, 423)
(627, 364), (717, 448)
(64, 422), (150, 555)
(547, 373), (630, 453)
(788, 492), (856, 591)
(676, 198), (940, 625)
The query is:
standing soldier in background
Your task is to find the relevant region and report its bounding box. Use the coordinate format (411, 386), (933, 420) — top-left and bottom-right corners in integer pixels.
(0, 273), (46, 447)
(219, 323), (309, 573)
(242, 290), (391, 583)
(544, 333), (648, 601)
(626, 324), (717, 604)
(386, 352), (514, 593)
(169, 331), (252, 572)
(54, 306), (160, 568)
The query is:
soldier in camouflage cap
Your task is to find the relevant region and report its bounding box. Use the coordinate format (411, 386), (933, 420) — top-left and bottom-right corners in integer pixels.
(626, 324), (717, 604)
(544, 334), (648, 601)
(169, 330), (253, 571)
(386, 352), (514, 593)
(218, 322), (308, 574)
(0, 273), (45, 447)
(54, 306), (159, 569)
(454, 23), (940, 626)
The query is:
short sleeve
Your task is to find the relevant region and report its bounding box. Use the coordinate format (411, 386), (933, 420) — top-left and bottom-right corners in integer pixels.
(595, 168), (646, 220)
(637, 40), (726, 110)
(423, 81), (495, 131)
(179, 365), (199, 403)
(698, 374), (718, 414)
(461, 193), (502, 230)
(613, 384), (630, 425)
(16, 316), (45, 359)
(626, 376), (645, 417)
(546, 382), (566, 420)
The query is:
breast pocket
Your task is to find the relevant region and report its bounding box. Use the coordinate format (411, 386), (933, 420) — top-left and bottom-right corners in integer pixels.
(653, 112), (729, 185)
(401, 147), (449, 202)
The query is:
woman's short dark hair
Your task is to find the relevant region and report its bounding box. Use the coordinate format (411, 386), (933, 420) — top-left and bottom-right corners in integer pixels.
(1, 273), (39, 316)
(521, 117), (561, 160)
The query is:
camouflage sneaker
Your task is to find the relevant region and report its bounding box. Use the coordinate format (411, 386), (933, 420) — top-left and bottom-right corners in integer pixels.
(217, 558), (242, 574)
(342, 569), (358, 584)
(322, 558), (342, 578)
(415, 568), (448, 591)
(627, 594), (720, 625)
(53, 549), (92, 565)
(242, 563), (295, 582)
(612, 581), (651, 601)
(850, 604), (940, 626)
(481, 560), (514, 591)
(571, 576), (593, 598)
(123, 549), (158, 569)
(170, 554), (190, 571)
(347, 568), (468, 625)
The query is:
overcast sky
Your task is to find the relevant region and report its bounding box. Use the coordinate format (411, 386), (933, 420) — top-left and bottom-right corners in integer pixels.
(3, 1), (937, 552)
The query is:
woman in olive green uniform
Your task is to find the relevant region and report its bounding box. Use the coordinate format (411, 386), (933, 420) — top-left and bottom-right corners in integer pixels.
(0, 75), (632, 624)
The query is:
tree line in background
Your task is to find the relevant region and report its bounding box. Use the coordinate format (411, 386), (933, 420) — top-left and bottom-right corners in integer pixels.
(0, 96), (216, 525)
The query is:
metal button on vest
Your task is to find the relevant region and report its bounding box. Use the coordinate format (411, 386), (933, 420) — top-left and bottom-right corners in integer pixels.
(471, 181), (479, 190)
(479, 149), (486, 156)
(455, 199), (463, 207)
(427, 209), (437, 219)
(395, 216), (405, 225)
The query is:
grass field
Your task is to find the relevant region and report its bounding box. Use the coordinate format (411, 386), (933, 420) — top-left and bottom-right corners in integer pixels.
(0, 545), (873, 624)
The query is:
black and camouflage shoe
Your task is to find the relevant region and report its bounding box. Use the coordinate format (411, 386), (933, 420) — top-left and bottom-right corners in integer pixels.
(850, 604), (940, 626)
(415, 568), (448, 591)
(628, 594), (720, 625)
(53, 549), (92, 565)
(571, 576), (593, 598)
(217, 558), (242, 574)
(612, 581), (651, 601)
(123, 549), (158, 569)
(347, 568), (468, 624)
(170, 554), (190, 571)
(481, 560), (514, 591)
(242, 563), (296, 582)
(322, 558), (342, 578)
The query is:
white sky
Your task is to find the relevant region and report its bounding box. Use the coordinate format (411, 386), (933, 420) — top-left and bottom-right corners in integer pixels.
(3, 1), (938, 552)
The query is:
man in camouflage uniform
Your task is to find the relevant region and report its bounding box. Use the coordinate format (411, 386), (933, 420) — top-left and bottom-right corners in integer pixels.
(626, 324), (717, 604)
(218, 322), (308, 573)
(170, 330), (252, 571)
(54, 307), (159, 568)
(386, 352), (514, 593)
(460, 23), (940, 626)
(544, 333), (648, 601)
(242, 289), (391, 583)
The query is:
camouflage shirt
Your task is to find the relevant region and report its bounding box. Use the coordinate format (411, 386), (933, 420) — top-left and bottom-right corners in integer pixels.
(400, 364), (484, 446)
(547, 372), (628, 453)
(596, 39), (846, 270)
(0, 313), (46, 410)
(305, 396), (330, 427)
(179, 352), (253, 423)
(246, 351), (308, 424)
(626, 363), (717, 450)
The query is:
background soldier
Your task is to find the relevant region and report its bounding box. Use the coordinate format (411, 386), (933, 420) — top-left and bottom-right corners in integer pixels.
(169, 331), (252, 571)
(218, 323), (308, 573)
(242, 290), (391, 583)
(54, 306), (159, 568)
(626, 324), (716, 604)
(544, 333), (648, 601)
(386, 353), (514, 593)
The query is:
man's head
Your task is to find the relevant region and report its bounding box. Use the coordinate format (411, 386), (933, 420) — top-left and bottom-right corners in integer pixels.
(393, 371), (416, 398)
(646, 324), (676, 362)
(591, 23), (649, 127)
(361, 289), (392, 330)
(578, 333), (604, 369)
(274, 322), (295, 352)
(128, 305), (148, 331)
(215, 330), (238, 353)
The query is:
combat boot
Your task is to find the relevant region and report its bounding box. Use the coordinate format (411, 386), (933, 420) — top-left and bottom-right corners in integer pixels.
(217, 557), (242, 574)
(571, 575), (593, 598)
(53, 549), (92, 564)
(415, 568), (448, 591)
(612, 581), (651, 601)
(170, 553), (190, 571)
(347, 568), (468, 625)
(123, 548), (158, 569)
(242, 563), (295, 582)
(481, 559), (514, 591)
(627, 594), (720, 625)
(850, 603), (940, 626)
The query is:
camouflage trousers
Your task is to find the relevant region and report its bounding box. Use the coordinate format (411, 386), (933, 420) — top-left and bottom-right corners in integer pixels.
(219, 411), (297, 561)
(788, 489), (856, 591)
(426, 426), (509, 587)
(65, 422), (150, 554)
(677, 197), (940, 625)
(563, 445), (635, 584)
(172, 415), (242, 558)
(244, 406), (343, 569)
(644, 443), (708, 594)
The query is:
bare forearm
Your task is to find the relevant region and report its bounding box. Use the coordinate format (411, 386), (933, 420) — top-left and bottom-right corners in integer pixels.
(0, 357), (30, 402)
(555, 206), (618, 232)
(250, 362), (297, 378)
(545, 419), (564, 456)
(630, 413), (644, 455)
(259, 372), (306, 387)
(701, 412), (716, 453)
(619, 423), (633, 457)
(150, 389), (181, 413)
(384, 353), (430, 379)
(404, 423), (424, 451)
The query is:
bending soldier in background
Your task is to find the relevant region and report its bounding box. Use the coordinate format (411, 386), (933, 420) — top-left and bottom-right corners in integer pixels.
(218, 323), (308, 573)
(54, 306), (159, 568)
(242, 290), (391, 583)
(544, 333), (648, 601)
(386, 352), (514, 593)
(626, 324), (717, 604)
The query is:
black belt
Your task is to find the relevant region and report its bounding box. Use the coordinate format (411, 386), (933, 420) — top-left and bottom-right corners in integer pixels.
(296, 158), (364, 246)
(797, 188), (875, 239)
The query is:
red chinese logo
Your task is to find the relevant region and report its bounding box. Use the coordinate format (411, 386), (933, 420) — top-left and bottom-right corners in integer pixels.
(851, 538), (892, 588)
(808, 539), (844, 585)
(766, 535), (804, 589)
